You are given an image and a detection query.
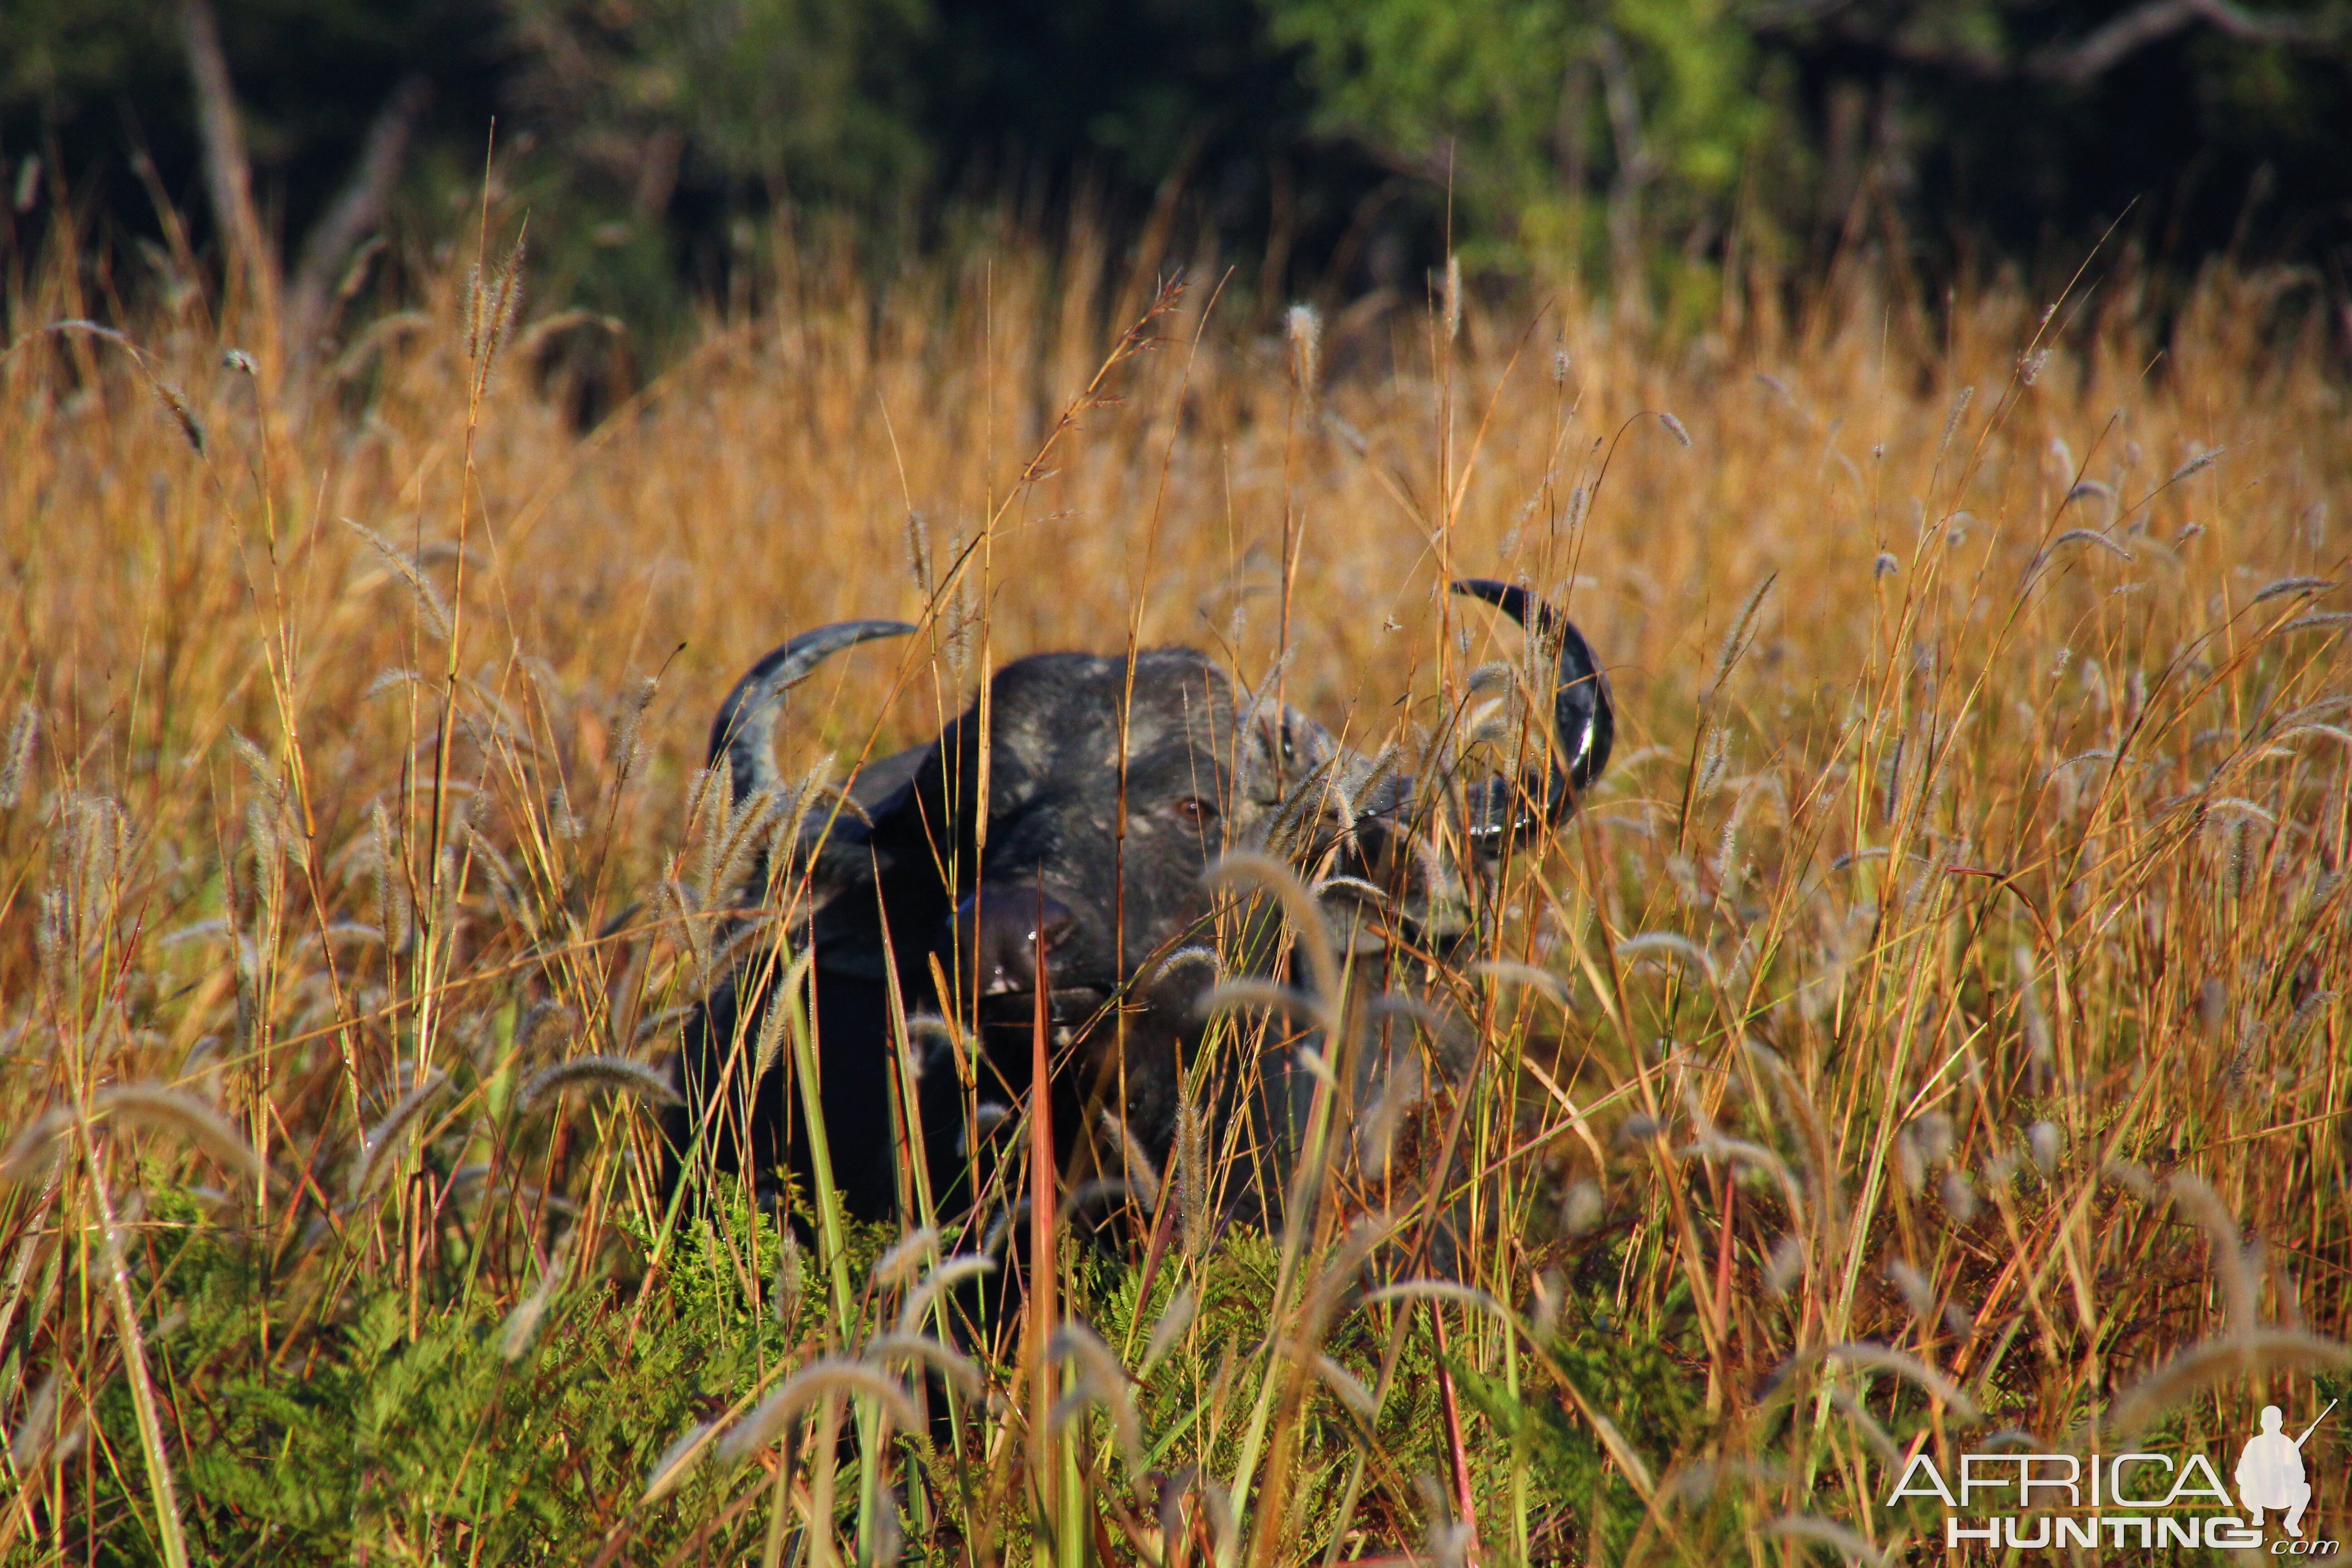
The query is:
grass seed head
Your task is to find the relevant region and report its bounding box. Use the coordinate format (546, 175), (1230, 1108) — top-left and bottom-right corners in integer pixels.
(155, 380), (205, 451)
(2047, 528), (2133, 565)
(1099, 1109), (1161, 1211)
(2283, 611), (2352, 634)
(1939, 1169), (1980, 1225)
(2167, 446), (2226, 485)
(0, 701), (39, 809)
(348, 1068), (452, 1203)
(1050, 1321), (1143, 1470)
(750, 967), (799, 1084)
(1416, 1474), (1473, 1568)
(861, 1334), (983, 1397)
(769, 1230), (804, 1325)
(1894, 1127), (1925, 1194)
(1530, 1270), (1563, 1342)
(1561, 1179), (1604, 1235)
(1706, 573), (1775, 694)
(1285, 303), (1320, 393)
(2198, 977), (2228, 1037)
(2098, 1328), (2352, 1440)
(2027, 1120), (2063, 1174)
(1887, 1259), (1936, 1323)
(518, 1054), (682, 1115)
(1912, 1111), (1954, 1165)
(640, 1421), (719, 1504)
(871, 1226), (939, 1291)
(499, 1245), (569, 1362)
(7, 1371), (65, 1470)
(613, 674), (659, 784)
(1936, 384), (1975, 463)
(905, 511), (934, 598)
(893, 1254), (995, 1336)
(343, 519), (455, 642)
(1140, 1284), (1197, 1375)
(715, 1360), (925, 1466)
(3, 1108), (72, 1185)
(1175, 1091), (1208, 1259)
(91, 1085), (264, 1182)
(2252, 574), (2335, 605)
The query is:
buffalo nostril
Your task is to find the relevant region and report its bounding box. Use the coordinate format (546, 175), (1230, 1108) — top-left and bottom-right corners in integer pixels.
(1034, 897), (1073, 946)
(953, 890), (1074, 995)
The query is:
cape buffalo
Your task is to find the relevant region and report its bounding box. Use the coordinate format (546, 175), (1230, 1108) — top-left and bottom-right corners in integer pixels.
(665, 580), (1612, 1239)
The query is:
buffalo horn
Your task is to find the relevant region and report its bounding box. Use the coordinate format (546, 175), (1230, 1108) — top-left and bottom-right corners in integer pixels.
(710, 620), (915, 805)
(1451, 578), (1614, 843)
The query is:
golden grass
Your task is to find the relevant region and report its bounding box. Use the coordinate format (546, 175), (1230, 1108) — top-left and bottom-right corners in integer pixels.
(2, 221), (2348, 1565)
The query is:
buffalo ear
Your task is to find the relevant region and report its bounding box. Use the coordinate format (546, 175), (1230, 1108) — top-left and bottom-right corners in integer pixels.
(1450, 578), (1614, 836)
(788, 740), (942, 951)
(803, 773), (951, 982)
(1273, 705), (1339, 772)
(1330, 793), (1479, 952)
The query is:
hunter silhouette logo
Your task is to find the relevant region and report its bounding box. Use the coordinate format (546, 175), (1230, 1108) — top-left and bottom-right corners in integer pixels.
(1883, 1396), (2342, 1552)
(2238, 1401), (2334, 1538)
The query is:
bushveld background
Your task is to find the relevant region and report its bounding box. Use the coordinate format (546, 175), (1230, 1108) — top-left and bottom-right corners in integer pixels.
(12, 0), (2352, 353)
(3, 190), (2351, 1563)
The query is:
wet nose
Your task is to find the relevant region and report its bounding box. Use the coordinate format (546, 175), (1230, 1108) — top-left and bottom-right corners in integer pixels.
(953, 888), (1074, 995)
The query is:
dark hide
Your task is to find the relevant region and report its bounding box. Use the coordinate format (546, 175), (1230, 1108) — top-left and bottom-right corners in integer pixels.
(666, 583), (1613, 1237)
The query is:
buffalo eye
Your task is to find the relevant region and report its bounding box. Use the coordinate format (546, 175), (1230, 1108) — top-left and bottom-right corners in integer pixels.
(1170, 795), (1219, 827)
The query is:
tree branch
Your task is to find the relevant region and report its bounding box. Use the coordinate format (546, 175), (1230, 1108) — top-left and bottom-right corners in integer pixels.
(286, 74), (432, 353)
(1751, 0), (2345, 86)
(179, 0), (278, 329)
(2029, 0), (2336, 86)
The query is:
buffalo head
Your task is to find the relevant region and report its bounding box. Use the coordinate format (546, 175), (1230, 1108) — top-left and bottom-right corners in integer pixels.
(670, 580), (1613, 1228)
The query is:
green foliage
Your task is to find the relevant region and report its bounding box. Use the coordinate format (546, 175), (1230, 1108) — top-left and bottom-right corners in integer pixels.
(1454, 1289), (1708, 1556)
(495, 0), (929, 336)
(1263, 0), (2352, 289)
(1085, 1229), (1446, 1495)
(0, 0), (166, 109)
(503, 0), (930, 213)
(1264, 0), (1770, 273)
(81, 1191), (808, 1564)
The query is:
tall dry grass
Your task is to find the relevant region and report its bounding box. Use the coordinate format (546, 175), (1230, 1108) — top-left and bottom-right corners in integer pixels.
(1, 215), (2348, 1565)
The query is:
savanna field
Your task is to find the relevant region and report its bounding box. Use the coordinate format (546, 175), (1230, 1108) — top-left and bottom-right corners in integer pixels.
(2, 230), (2349, 1564)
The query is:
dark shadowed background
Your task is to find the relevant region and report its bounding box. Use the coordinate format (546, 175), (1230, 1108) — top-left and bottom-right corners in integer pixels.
(6, 0), (2350, 353)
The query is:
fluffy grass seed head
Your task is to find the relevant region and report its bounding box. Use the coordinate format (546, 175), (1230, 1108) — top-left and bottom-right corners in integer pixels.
(1286, 303), (1321, 394)
(715, 1360), (926, 1466)
(0, 701), (35, 810)
(1049, 1321), (1143, 1471)
(517, 1055), (682, 1115)
(347, 1068), (452, 1203)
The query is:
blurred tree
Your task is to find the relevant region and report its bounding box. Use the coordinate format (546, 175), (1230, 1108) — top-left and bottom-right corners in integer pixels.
(5, 0), (2350, 342)
(1754, 0), (2352, 279)
(500, 0), (931, 321)
(1265, 0), (1766, 286)
(911, 0), (1408, 309)
(1, 0), (499, 352)
(1265, 0), (2352, 299)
